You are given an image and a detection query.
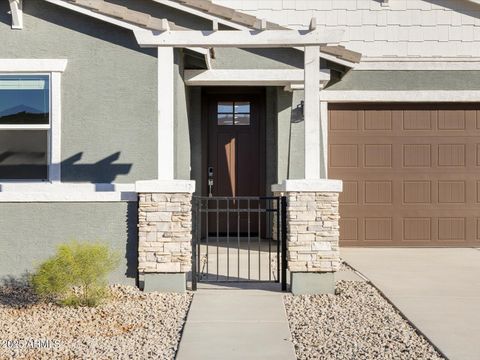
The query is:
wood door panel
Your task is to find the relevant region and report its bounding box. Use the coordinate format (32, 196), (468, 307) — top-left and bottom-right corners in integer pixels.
(205, 90), (265, 234)
(329, 103), (480, 247)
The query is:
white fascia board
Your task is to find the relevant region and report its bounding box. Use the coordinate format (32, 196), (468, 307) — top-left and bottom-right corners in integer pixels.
(42, 0), (205, 57)
(321, 90), (480, 102)
(357, 60), (480, 71)
(0, 59), (68, 72)
(0, 183), (137, 202)
(135, 180), (196, 193)
(8, 0), (23, 29)
(134, 29), (344, 48)
(271, 179), (343, 193)
(184, 69), (330, 86)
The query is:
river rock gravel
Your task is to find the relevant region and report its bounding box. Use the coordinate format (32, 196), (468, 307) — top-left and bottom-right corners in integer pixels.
(284, 281), (444, 360)
(0, 285), (192, 360)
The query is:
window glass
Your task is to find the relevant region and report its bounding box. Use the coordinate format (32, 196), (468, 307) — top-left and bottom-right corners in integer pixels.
(234, 102), (250, 114)
(218, 113), (234, 125)
(0, 75), (49, 125)
(218, 102), (233, 114)
(217, 101), (251, 126)
(0, 130), (48, 179)
(235, 114), (250, 125)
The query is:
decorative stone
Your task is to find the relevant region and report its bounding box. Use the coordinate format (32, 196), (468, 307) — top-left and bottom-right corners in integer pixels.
(274, 190), (340, 273)
(138, 192), (193, 274)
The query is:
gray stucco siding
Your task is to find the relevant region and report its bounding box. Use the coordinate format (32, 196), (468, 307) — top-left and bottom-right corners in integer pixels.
(212, 48), (304, 70)
(0, 202), (137, 285)
(325, 70), (480, 91)
(276, 88), (305, 182)
(0, 1), (158, 183)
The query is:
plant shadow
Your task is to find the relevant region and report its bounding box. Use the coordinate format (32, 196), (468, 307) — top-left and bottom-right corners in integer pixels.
(0, 273), (41, 308)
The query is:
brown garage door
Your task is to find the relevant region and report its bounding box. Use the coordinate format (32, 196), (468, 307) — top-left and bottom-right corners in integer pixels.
(329, 103), (480, 247)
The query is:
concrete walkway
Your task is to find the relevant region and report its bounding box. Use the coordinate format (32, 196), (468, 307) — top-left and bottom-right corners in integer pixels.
(176, 284), (296, 360)
(342, 248), (480, 360)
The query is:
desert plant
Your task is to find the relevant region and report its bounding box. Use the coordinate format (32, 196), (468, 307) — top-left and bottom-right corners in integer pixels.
(31, 241), (120, 307)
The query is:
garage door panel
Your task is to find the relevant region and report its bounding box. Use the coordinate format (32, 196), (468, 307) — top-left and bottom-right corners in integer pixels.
(403, 109), (435, 130)
(364, 144), (392, 167)
(329, 103), (480, 247)
(403, 181), (432, 204)
(364, 110), (392, 130)
(403, 144), (432, 167)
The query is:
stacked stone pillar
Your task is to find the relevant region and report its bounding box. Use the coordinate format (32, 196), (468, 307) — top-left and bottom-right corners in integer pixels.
(136, 180), (195, 293)
(273, 179), (342, 295)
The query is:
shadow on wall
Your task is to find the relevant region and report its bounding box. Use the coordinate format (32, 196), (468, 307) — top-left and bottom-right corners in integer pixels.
(125, 201), (138, 283)
(0, 152), (132, 183)
(291, 101), (304, 124)
(61, 152), (132, 183)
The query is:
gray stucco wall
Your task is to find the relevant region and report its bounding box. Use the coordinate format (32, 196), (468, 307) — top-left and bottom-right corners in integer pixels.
(188, 87), (203, 194)
(326, 70), (480, 91)
(277, 88), (305, 181)
(0, 202), (137, 285)
(174, 50), (192, 180)
(0, 1), (157, 183)
(212, 48), (303, 70)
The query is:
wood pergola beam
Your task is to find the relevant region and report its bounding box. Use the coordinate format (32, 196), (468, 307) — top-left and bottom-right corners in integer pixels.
(134, 28), (344, 48)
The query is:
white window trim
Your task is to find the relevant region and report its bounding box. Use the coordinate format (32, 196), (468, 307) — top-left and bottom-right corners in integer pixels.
(0, 59), (67, 183)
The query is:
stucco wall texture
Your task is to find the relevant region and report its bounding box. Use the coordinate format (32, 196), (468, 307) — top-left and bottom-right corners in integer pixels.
(0, 202), (138, 285)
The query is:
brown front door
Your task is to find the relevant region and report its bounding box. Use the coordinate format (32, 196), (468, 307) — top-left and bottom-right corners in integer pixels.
(205, 90), (265, 233)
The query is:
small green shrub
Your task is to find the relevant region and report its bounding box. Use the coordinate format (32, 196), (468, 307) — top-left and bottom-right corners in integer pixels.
(31, 241), (120, 307)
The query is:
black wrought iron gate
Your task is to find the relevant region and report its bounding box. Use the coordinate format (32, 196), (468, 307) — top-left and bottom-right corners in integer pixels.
(192, 196), (287, 291)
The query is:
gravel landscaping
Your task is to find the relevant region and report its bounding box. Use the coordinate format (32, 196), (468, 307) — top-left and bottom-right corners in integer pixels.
(285, 281), (445, 360)
(0, 284), (192, 360)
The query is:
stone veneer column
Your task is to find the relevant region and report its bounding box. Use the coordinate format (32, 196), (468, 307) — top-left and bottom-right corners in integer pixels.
(272, 179), (342, 295)
(136, 180), (195, 293)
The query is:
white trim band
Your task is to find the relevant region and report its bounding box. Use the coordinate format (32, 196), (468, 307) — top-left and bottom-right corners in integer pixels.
(0, 183), (137, 202)
(0, 59), (68, 72)
(321, 90), (480, 102)
(135, 180), (196, 193)
(271, 179), (343, 193)
(184, 69), (330, 86)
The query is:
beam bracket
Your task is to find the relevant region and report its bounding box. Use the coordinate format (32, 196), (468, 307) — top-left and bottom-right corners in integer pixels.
(8, 0), (23, 30)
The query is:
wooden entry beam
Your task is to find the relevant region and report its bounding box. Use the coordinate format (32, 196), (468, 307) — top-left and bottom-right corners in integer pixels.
(134, 28), (344, 48)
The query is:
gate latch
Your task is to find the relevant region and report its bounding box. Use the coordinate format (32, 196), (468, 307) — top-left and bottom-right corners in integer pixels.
(208, 166), (214, 197)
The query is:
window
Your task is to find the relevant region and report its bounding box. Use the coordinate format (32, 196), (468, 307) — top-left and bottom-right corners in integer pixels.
(0, 75), (50, 180)
(217, 101), (250, 126)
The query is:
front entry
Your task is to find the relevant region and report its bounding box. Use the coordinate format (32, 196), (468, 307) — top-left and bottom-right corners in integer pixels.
(205, 89), (266, 234)
(191, 89), (287, 289)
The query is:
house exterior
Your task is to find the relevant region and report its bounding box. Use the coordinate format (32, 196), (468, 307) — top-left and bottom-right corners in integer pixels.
(1, 0), (480, 293)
